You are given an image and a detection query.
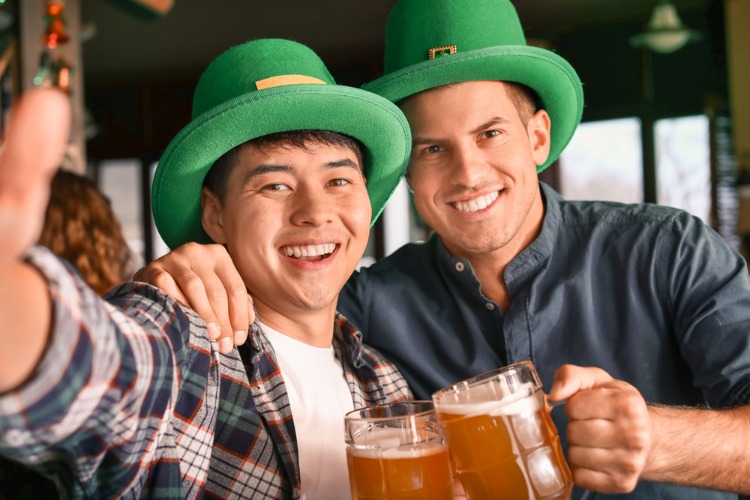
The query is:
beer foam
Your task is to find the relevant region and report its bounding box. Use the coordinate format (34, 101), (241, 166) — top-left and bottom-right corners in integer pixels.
(349, 427), (402, 448)
(348, 442), (448, 459)
(348, 427), (445, 457)
(435, 382), (541, 417)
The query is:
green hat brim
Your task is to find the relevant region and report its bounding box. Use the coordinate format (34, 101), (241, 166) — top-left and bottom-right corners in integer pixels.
(153, 84), (411, 250)
(363, 45), (583, 171)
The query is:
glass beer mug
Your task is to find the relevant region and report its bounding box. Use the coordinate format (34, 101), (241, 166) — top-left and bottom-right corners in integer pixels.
(344, 401), (454, 499)
(432, 361), (573, 500)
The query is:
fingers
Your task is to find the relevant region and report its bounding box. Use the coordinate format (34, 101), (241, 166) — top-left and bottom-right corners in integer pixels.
(564, 378), (649, 424)
(134, 265), (189, 304)
(141, 246), (227, 338)
(0, 88), (71, 192)
(0, 89), (71, 265)
(213, 246), (251, 347)
(567, 461), (641, 495)
(553, 365), (651, 494)
(568, 409), (650, 494)
(137, 243), (251, 354)
(549, 364), (613, 402)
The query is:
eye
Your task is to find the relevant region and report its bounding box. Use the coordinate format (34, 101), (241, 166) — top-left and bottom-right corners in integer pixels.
(483, 129), (500, 139)
(262, 183), (289, 191)
(327, 178), (351, 187)
(426, 145), (444, 154)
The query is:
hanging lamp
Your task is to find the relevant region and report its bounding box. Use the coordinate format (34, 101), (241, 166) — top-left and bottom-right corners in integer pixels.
(630, 0), (701, 54)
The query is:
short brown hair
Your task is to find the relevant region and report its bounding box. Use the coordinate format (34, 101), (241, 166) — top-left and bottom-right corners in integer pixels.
(203, 130), (365, 201)
(399, 81), (541, 127)
(503, 81), (541, 126)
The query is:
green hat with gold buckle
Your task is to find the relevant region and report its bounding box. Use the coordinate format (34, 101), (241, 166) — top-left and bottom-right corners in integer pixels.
(363, 0), (583, 171)
(153, 38), (412, 249)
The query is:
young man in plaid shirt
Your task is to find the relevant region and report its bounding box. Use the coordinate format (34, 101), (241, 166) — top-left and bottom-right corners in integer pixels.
(0, 38), (412, 499)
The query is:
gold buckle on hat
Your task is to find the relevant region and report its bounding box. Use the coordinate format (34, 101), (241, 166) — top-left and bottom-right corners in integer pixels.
(255, 75), (326, 90)
(428, 45), (457, 60)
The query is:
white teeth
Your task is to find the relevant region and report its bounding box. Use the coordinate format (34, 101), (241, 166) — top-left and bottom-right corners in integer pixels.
(282, 243), (336, 258)
(453, 191), (499, 213)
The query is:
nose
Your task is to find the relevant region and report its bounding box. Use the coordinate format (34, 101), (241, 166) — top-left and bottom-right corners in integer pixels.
(289, 185), (334, 226)
(449, 142), (485, 187)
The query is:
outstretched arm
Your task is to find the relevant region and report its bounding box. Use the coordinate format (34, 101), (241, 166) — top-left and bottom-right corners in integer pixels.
(0, 89), (71, 392)
(134, 242), (253, 353)
(550, 364), (750, 495)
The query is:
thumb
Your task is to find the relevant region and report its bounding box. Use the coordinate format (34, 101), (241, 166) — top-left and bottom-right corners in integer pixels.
(548, 364), (614, 402)
(0, 88), (71, 192)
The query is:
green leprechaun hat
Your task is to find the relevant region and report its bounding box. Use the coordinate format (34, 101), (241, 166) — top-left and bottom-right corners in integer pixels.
(152, 38), (412, 249)
(364, 0), (584, 171)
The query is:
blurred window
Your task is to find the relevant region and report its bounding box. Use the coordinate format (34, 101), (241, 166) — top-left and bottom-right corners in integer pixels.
(655, 115), (711, 223)
(99, 159), (145, 268)
(558, 118), (644, 203)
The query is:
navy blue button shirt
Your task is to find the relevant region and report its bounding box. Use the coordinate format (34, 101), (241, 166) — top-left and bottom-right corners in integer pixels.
(338, 183), (750, 499)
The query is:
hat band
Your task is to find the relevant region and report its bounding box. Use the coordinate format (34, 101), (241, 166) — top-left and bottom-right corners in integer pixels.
(255, 74), (327, 90)
(428, 44), (457, 60)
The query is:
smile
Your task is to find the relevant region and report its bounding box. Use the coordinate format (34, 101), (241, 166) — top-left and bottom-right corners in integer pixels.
(280, 243), (337, 260)
(452, 191), (499, 213)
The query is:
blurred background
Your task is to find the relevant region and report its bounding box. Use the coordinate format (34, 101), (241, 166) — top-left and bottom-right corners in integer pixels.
(0, 0), (748, 269)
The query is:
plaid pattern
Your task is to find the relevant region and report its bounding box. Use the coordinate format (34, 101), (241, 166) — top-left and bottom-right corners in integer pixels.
(0, 247), (411, 499)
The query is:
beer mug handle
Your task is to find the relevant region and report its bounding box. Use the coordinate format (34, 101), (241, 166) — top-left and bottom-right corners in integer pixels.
(544, 394), (596, 500)
(545, 394), (567, 411)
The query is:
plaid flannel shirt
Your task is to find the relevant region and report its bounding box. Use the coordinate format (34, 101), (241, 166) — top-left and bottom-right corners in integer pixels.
(0, 247), (412, 499)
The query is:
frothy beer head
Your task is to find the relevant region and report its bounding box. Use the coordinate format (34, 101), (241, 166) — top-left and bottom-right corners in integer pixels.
(437, 392), (540, 418)
(345, 404), (454, 500)
(430, 363), (573, 499)
(347, 426), (444, 452)
(434, 380), (539, 415)
(347, 441), (448, 459)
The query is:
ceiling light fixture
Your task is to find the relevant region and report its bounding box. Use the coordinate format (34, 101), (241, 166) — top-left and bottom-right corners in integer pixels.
(630, 0), (701, 54)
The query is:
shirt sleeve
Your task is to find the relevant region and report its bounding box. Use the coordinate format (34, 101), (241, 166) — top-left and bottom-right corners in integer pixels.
(660, 212), (750, 408)
(0, 246), (215, 496)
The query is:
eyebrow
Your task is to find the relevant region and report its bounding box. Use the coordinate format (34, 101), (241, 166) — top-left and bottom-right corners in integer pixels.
(411, 116), (513, 148)
(469, 117), (512, 135)
(326, 158), (361, 172)
(242, 157), (361, 184)
(242, 164), (291, 184)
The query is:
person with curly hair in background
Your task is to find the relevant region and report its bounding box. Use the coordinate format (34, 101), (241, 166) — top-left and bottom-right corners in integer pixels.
(38, 168), (134, 296)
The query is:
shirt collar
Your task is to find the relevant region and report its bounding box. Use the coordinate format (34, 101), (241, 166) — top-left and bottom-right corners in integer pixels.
(429, 182), (561, 292)
(504, 182), (561, 287)
(246, 310), (365, 365)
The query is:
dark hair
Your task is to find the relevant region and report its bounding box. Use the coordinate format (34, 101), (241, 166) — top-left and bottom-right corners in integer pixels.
(503, 81), (541, 126)
(39, 170), (134, 296)
(203, 130), (366, 201)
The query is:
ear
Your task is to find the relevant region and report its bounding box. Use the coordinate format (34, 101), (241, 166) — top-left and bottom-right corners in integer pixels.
(528, 109), (552, 167)
(201, 187), (228, 244)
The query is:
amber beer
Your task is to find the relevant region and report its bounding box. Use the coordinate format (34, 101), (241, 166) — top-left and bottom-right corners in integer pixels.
(346, 439), (452, 499)
(433, 361), (573, 500)
(345, 401), (453, 500)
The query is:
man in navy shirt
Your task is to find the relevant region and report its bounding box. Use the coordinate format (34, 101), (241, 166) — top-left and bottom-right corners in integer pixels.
(137, 1), (750, 498)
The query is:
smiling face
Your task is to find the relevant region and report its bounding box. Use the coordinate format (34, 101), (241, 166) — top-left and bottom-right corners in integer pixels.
(201, 137), (371, 332)
(402, 80), (551, 263)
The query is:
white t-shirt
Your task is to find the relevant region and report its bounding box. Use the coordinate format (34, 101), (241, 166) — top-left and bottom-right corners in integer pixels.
(261, 323), (355, 500)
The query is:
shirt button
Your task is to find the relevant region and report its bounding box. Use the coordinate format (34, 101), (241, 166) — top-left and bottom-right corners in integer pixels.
(486, 302), (496, 311)
(455, 262), (465, 272)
